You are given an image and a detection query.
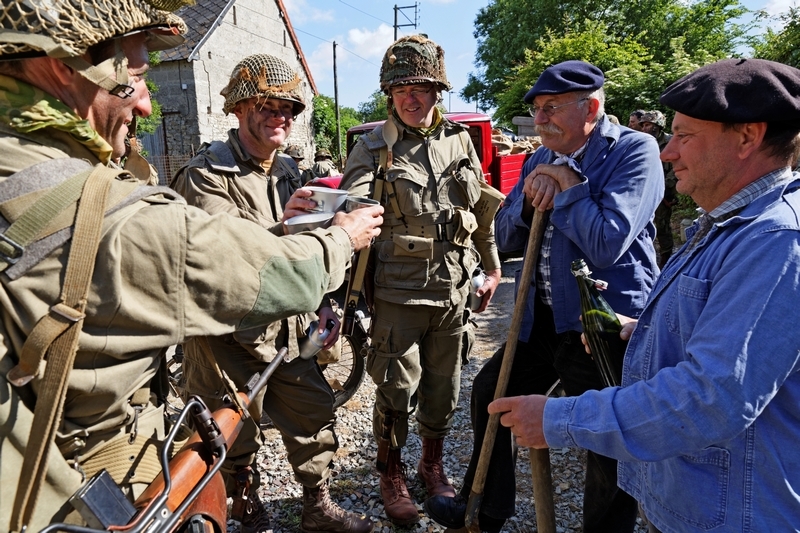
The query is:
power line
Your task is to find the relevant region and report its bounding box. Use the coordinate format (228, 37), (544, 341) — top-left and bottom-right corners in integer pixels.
(337, 0), (392, 25)
(292, 26), (379, 67)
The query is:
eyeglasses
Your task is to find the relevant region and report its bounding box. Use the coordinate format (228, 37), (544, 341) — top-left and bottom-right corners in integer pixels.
(390, 84), (434, 100)
(529, 97), (588, 118)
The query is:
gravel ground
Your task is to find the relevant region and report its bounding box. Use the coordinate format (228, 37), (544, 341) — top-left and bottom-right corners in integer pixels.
(240, 258), (648, 533)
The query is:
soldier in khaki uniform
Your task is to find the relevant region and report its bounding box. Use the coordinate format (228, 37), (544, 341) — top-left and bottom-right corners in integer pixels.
(340, 35), (502, 526)
(312, 148), (339, 178)
(286, 144), (316, 184)
(171, 54), (373, 533)
(640, 110), (678, 266)
(0, 3), (383, 531)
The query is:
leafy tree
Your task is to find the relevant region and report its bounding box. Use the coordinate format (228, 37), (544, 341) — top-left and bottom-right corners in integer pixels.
(357, 90), (389, 123)
(137, 52), (163, 137)
(494, 21), (650, 125)
(465, 0), (750, 111)
(753, 7), (800, 68)
(311, 94), (360, 164)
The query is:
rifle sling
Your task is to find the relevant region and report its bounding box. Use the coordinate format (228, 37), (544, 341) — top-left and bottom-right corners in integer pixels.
(343, 147), (388, 326)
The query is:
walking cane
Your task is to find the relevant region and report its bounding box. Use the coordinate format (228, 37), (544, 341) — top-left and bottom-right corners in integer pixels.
(464, 208), (555, 533)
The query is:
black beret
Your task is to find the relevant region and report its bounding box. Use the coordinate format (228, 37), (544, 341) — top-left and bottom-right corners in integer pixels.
(660, 58), (800, 123)
(524, 60), (605, 104)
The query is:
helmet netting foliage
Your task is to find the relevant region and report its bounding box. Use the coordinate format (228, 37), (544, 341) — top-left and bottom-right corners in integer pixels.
(0, 0), (187, 58)
(221, 54), (305, 115)
(379, 35), (451, 92)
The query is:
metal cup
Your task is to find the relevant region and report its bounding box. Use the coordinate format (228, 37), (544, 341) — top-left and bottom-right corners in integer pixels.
(298, 320), (332, 359)
(345, 196), (380, 212)
(304, 186), (348, 213)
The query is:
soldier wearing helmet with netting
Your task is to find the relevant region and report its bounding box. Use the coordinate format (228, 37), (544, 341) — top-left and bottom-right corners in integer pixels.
(285, 144), (315, 184)
(0, 5), (382, 531)
(641, 110), (678, 266)
(312, 148), (338, 178)
(171, 53), (375, 533)
(340, 34), (503, 526)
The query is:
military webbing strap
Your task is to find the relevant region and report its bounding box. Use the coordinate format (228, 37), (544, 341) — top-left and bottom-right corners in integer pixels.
(10, 165), (117, 533)
(342, 151), (387, 335)
(0, 167), (92, 274)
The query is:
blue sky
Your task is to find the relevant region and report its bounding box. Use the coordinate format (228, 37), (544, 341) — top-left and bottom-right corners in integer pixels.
(283, 0), (795, 114)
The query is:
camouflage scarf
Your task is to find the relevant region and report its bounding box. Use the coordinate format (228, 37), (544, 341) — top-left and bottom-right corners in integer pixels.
(0, 74), (113, 164)
(395, 106), (444, 137)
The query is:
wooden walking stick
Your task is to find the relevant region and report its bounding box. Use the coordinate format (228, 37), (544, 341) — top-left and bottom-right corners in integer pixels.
(464, 208), (555, 533)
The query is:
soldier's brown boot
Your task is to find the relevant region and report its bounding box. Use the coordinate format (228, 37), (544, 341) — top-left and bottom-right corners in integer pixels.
(379, 448), (419, 526)
(417, 437), (456, 498)
(301, 482), (374, 533)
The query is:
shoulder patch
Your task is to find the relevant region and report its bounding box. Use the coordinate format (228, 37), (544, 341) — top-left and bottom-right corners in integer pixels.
(198, 141), (240, 173)
(363, 126), (388, 151)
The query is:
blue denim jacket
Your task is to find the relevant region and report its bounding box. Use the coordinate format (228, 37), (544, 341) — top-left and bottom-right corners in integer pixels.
(495, 115), (662, 334)
(544, 173), (800, 532)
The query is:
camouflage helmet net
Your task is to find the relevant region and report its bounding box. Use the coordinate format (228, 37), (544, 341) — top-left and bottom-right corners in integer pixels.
(379, 35), (451, 93)
(221, 54), (305, 116)
(0, 0), (188, 59)
(315, 148), (331, 159)
(641, 110), (667, 129)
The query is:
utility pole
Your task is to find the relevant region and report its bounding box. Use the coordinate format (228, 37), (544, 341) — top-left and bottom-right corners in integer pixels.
(333, 41), (342, 167)
(393, 3), (419, 40)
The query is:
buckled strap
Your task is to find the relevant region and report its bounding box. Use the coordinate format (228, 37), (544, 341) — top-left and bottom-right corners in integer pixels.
(6, 303), (85, 387)
(0, 168), (91, 271)
(377, 220), (457, 242)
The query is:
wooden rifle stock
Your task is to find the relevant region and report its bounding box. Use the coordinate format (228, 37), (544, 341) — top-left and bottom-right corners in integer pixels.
(131, 348), (288, 532)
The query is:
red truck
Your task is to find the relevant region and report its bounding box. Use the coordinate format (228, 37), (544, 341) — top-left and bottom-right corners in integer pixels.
(344, 112), (530, 196)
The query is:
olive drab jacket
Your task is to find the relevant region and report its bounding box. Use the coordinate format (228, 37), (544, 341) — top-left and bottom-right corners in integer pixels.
(172, 130), (302, 236)
(171, 130), (315, 362)
(0, 119), (352, 530)
(341, 115), (501, 307)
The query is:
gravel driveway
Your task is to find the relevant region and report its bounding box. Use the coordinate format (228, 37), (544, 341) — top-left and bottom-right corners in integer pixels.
(246, 257), (647, 532)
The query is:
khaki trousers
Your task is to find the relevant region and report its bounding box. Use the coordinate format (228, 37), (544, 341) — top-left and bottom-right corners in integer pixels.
(367, 298), (473, 447)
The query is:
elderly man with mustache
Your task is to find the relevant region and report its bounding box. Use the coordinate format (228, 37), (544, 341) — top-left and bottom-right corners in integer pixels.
(426, 60), (663, 533)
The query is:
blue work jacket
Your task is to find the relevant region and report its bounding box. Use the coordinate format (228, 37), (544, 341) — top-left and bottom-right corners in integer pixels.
(495, 115), (662, 335)
(544, 171), (800, 532)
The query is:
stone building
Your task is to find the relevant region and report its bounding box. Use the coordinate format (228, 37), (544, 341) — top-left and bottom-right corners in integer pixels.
(142, 0), (317, 183)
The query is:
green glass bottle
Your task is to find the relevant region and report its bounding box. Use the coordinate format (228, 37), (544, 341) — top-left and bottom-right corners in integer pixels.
(571, 259), (625, 387)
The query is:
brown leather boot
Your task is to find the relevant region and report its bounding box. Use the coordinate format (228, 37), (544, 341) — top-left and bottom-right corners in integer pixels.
(417, 437), (456, 498)
(379, 448), (419, 526)
(301, 481), (374, 533)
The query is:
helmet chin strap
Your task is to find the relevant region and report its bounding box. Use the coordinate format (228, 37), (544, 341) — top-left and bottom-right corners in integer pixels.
(60, 39), (134, 98)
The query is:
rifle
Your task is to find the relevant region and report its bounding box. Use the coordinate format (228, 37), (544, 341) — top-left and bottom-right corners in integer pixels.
(41, 347), (289, 533)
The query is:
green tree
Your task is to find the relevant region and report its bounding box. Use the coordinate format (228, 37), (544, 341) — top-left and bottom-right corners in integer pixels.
(137, 52), (163, 137)
(465, 0), (750, 111)
(753, 7), (800, 68)
(311, 94), (360, 164)
(357, 90), (388, 123)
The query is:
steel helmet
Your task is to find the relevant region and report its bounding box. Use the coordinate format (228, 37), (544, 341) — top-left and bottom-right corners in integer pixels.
(379, 34), (451, 93)
(640, 110), (667, 129)
(285, 145), (304, 159)
(220, 53), (305, 116)
(0, 0), (187, 96)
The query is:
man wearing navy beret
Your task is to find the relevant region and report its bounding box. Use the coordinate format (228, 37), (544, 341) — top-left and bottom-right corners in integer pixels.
(426, 60), (663, 532)
(488, 58), (800, 532)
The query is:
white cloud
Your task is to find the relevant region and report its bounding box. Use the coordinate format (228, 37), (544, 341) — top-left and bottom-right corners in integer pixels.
(283, 0), (334, 25)
(762, 0), (796, 15)
(346, 24), (395, 60)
